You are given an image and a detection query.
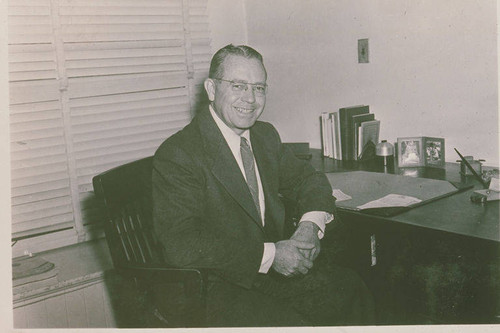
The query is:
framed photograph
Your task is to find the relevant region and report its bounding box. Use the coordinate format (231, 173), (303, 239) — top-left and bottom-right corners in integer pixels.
(397, 136), (445, 168)
(398, 137), (424, 167)
(423, 137), (445, 168)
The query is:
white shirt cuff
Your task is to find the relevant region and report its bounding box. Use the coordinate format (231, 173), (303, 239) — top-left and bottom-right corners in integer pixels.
(259, 242), (276, 273)
(299, 211), (334, 239)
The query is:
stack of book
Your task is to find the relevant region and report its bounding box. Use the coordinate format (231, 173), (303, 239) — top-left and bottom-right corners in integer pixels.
(321, 105), (380, 161)
(12, 255), (59, 294)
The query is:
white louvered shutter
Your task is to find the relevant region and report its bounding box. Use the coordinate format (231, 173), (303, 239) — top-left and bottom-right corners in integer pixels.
(9, 0), (76, 241)
(9, 0), (211, 250)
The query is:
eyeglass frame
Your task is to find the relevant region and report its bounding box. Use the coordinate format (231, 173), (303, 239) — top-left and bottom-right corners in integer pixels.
(212, 78), (268, 96)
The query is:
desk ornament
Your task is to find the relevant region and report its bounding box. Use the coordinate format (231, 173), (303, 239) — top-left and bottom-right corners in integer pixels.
(470, 176), (500, 203)
(375, 140), (394, 167)
(456, 155), (484, 176)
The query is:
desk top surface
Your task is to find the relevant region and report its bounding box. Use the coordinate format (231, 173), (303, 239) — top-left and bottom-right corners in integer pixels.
(308, 150), (499, 242)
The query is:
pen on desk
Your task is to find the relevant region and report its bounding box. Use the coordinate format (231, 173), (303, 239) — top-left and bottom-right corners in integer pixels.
(454, 148), (489, 189)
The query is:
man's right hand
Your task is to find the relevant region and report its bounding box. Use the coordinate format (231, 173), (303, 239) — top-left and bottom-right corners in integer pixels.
(271, 239), (314, 277)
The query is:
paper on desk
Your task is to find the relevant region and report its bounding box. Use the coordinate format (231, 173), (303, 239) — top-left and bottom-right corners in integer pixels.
(357, 194), (422, 210)
(332, 189), (352, 202)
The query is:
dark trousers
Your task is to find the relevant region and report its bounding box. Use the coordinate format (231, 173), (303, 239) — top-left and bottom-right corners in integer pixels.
(206, 261), (375, 327)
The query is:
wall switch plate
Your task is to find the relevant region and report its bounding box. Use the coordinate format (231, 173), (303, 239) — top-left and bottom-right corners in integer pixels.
(358, 38), (369, 63)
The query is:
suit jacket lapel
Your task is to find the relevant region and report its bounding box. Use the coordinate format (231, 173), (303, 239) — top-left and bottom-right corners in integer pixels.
(197, 109), (263, 228)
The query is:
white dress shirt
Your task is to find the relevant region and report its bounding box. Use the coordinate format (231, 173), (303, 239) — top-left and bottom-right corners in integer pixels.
(209, 106), (333, 273)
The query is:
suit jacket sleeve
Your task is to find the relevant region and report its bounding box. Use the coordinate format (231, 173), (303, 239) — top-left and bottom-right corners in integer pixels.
(152, 141), (263, 289)
(268, 123), (336, 219)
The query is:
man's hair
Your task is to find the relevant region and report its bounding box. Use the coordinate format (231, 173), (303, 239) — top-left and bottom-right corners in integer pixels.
(208, 44), (265, 79)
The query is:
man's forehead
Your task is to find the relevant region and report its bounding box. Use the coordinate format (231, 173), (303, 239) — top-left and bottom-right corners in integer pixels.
(220, 55), (267, 80)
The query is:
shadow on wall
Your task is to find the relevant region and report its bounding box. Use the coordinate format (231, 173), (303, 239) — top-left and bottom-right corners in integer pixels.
(191, 83), (210, 118)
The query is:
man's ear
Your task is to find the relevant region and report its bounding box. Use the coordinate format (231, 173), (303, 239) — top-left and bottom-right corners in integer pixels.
(204, 78), (216, 102)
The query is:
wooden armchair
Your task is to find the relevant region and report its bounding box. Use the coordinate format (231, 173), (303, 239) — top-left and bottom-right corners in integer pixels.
(92, 157), (207, 327)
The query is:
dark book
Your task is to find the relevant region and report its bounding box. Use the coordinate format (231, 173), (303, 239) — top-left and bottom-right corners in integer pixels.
(358, 120), (380, 159)
(339, 105), (369, 160)
(351, 113), (375, 160)
(358, 140), (376, 161)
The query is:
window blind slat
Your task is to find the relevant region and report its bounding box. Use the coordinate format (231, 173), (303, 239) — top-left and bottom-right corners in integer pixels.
(10, 128), (64, 142)
(76, 150), (157, 181)
(59, 7), (182, 16)
(12, 171), (71, 189)
(72, 121), (187, 144)
(74, 113), (190, 142)
(76, 138), (165, 160)
(66, 47), (186, 61)
(71, 96), (188, 117)
(11, 147), (66, 162)
(64, 40), (183, 52)
(8, 6), (51, 16)
(68, 88), (188, 109)
(59, 0), (182, 7)
(67, 72), (189, 98)
(62, 23), (184, 34)
(10, 117), (64, 133)
(12, 179), (70, 198)
(73, 128), (178, 154)
(12, 208), (74, 230)
(67, 64), (187, 78)
(11, 162), (69, 181)
(11, 138), (66, 153)
(9, 51), (54, 63)
(12, 216), (74, 236)
(12, 196), (73, 217)
(10, 80), (60, 105)
(9, 61), (55, 73)
(72, 95), (189, 118)
(76, 145), (162, 170)
(9, 70), (57, 82)
(60, 15), (183, 25)
(12, 187), (71, 206)
(72, 104), (190, 126)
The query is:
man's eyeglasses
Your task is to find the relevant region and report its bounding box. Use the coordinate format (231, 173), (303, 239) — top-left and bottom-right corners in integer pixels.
(213, 78), (268, 96)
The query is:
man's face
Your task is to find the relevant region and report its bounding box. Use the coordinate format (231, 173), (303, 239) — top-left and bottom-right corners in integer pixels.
(205, 55), (267, 135)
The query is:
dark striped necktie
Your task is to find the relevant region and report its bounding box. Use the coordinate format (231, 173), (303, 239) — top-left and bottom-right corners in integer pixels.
(240, 136), (261, 221)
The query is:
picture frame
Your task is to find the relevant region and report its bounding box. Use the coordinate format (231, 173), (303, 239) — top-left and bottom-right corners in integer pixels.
(423, 137), (445, 168)
(397, 136), (445, 168)
(397, 137), (424, 167)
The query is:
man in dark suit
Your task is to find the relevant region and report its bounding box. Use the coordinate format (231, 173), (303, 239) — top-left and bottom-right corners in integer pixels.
(152, 44), (374, 326)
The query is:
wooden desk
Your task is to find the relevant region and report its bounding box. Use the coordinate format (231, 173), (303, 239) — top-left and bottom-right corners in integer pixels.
(309, 150), (499, 242)
(307, 150), (500, 325)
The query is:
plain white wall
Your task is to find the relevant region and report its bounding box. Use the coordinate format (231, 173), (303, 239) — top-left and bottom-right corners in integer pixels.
(207, 0), (248, 52)
(242, 0), (498, 166)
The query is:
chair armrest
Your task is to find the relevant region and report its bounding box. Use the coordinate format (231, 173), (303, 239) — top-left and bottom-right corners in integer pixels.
(121, 265), (206, 282)
(118, 265), (208, 298)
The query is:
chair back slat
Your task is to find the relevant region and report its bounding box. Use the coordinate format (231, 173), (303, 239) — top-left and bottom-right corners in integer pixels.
(126, 209), (147, 263)
(135, 210), (155, 261)
(93, 156), (165, 269)
(115, 220), (132, 263)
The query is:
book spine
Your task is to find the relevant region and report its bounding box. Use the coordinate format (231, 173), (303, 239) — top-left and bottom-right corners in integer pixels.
(329, 113), (337, 159)
(333, 111), (342, 160)
(320, 113), (328, 157)
(326, 116), (333, 158)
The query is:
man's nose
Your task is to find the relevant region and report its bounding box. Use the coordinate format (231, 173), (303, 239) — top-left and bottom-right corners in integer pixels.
(241, 84), (256, 103)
